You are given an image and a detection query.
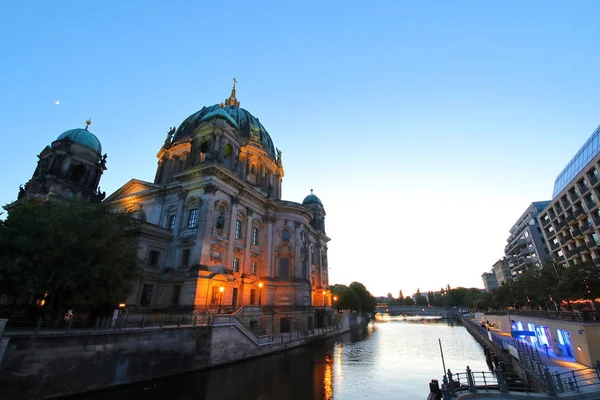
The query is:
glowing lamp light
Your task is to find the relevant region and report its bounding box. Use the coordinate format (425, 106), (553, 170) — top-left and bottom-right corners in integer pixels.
(322, 291), (326, 295)
(578, 346), (582, 351)
(118, 303), (126, 308)
(333, 296), (338, 302)
(258, 282), (263, 288)
(219, 286), (225, 293)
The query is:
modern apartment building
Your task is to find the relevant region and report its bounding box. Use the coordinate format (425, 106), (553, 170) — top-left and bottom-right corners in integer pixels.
(504, 201), (551, 276)
(481, 272), (499, 292)
(539, 124), (600, 267)
(491, 258), (512, 285)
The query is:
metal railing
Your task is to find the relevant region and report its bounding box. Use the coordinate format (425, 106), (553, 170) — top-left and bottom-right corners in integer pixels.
(441, 364), (600, 398)
(211, 313), (341, 346)
(484, 309), (600, 323)
(4, 314), (211, 336)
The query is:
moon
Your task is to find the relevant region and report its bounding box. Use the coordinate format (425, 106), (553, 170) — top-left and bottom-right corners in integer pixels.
(54, 100), (60, 105)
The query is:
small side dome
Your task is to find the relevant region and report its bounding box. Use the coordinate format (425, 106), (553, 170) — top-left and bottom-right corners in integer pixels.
(56, 127), (102, 154)
(302, 190), (323, 207)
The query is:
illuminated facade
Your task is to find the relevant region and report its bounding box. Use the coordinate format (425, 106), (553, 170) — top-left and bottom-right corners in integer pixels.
(539, 123), (600, 267)
(106, 83), (332, 332)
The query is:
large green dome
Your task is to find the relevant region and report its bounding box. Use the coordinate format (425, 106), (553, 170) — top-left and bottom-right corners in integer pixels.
(56, 128), (102, 153)
(173, 104), (276, 158)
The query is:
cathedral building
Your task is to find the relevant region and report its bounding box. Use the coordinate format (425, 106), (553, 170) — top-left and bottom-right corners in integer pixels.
(105, 83), (332, 332)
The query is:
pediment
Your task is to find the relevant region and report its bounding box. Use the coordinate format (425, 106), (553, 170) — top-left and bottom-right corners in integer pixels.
(105, 179), (161, 203)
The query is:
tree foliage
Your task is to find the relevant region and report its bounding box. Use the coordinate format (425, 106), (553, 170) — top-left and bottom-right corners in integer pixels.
(331, 281), (377, 313)
(0, 200), (140, 314)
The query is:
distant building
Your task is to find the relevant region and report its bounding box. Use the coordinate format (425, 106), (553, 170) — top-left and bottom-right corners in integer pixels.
(538, 123), (600, 267)
(481, 272), (499, 292)
(491, 258), (512, 285)
(504, 201), (551, 277)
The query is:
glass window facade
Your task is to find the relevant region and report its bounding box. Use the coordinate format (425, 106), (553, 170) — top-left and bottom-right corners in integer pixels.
(553, 124), (600, 198)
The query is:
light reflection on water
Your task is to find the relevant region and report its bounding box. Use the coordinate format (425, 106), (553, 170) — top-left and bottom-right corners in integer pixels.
(81, 319), (490, 400)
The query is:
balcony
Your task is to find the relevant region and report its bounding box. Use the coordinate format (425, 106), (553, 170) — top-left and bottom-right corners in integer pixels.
(589, 174), (599, 187)
(576, 245), (590, 253)
(520, 246), (535, 256)
(581, 223), (593, 234)
(565, 248), (579, 258)
(555, 220), (566, 230)
(558, 235), (572, 246)
(565, 213), (576, 223)
(585, 199), (598, 212)
(574, 206), (586, 219)
(541, 217), (552, 227)
(549, 241), (559, 250)
(569, 191), (580, 203)
(578, 183), (591, 196)
(587, 240), (600, 249)
(570, 227), (583, 238)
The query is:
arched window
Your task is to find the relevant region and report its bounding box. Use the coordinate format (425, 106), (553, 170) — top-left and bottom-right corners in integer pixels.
(251, 164), (256, 175)
(70, 164), (85, 183)
(281, 229), (290, 241)
(199, 140), (209, 163)
(223, 144), (233, 168)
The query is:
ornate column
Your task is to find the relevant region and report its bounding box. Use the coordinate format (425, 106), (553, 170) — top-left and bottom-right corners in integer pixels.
(226, 196), (240, 270)
(165, 189), (187, 269)
(244, 208), (254, 275)
(266, 214), (275, 277)
(199, 183), (218, 265)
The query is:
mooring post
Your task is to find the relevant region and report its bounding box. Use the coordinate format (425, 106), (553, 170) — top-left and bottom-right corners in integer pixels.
(544, 367), (557, 396)
(466, 366), (476, 392)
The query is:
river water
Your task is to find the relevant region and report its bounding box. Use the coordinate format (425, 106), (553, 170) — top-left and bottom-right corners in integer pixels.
(82, 318), (490, 400)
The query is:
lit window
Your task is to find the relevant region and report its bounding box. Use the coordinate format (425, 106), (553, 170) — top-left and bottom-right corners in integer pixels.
(549, 226), (554, 232)
(251, 262), (257, 275)
(594, 169), (600, 180)
(558, 250), (564, 257)
(553, 238), (558, 244)
(252, 227), (259, 245)
(593, 233), (600, 246)
(168, 215), (176, 231)
(282, 230), (290, 241)
(188, 209), (198, 229)
(524, 231), (529, 238)
(235, 220), (242, 239)
(543, 215), (549, 221)
(233, 257), (240, 272)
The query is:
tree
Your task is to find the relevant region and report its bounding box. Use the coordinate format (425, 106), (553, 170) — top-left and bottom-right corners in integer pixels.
(404, 296), (414, 306)
(0, 200), (140, 317)
(415, 288), (428, 306)
(349, 281), (377, 313)
(331, 284), (361, 311)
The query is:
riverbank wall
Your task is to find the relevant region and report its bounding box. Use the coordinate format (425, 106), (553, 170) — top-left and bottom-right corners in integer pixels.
(0, 312), (367, 400)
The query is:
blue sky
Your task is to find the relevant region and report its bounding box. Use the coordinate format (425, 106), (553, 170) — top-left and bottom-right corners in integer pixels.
(1, 1), (600, 296)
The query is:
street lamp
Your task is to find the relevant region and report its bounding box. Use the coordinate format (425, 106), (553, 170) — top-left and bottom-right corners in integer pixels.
(323, 290), (326, 308)
(218, 286), (224, 314)
(333, 295), (338, 310)
(258, 282), (263, 306)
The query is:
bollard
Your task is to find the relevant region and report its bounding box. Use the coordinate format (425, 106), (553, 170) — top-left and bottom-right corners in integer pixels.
(429, 379), (442, 400)
(466, 366), (476, 393)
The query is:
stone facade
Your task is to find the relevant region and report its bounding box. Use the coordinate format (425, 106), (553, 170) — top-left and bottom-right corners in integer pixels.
(106, 84), (333, 333)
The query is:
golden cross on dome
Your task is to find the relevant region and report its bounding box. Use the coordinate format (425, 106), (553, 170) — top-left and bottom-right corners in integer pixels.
(226, 78), (240, 107)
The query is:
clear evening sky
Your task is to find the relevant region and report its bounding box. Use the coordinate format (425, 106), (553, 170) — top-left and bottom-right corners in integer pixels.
(1, 1), (600, 297)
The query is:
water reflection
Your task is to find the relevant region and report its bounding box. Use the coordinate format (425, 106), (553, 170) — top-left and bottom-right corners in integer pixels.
(81, 319), (489, 400)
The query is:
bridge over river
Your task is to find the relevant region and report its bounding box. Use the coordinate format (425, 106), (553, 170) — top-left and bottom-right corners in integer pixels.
(375, 306), (457, 318)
